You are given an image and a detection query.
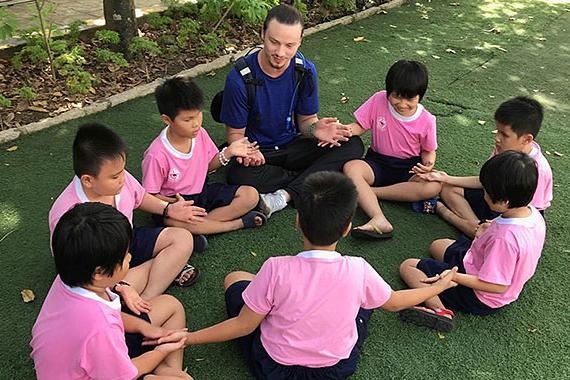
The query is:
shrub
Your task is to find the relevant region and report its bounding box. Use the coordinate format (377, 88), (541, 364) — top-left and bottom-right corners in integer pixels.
(95, 29), (121, 45)
(17, 86), (37, 102)
(146, 13), (173, 30)
(0, 94), (12, 108)
(129, 37), (161, 57)
(95, 48), (129, 67)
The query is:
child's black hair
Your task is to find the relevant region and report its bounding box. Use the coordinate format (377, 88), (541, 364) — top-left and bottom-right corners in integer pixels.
(73, 123), (126, 177)
(494, 96), (543, 138)
(298, 171), (357, 246)
(52, 202), (132, 287)
(480, 150), (538, 209)
(263, 3), (304, 34)
(155, 76), (204, 120)
(385, 60), (429, 101)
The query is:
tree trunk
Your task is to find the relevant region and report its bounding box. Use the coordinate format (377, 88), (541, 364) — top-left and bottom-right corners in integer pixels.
(103, 0), (137, 58)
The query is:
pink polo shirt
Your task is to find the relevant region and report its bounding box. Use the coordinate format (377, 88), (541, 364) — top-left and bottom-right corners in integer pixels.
(490, 141), (553, 210)
(142, 127), (219, 196)
(463, 206), (546, 308)
(242, 250), (393, 367)
(354, 90), (437, 159)
(48, 171), (145, 237)
(31, 276), (138, 380)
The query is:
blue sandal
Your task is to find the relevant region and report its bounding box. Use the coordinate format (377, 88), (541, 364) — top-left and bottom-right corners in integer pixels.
(241, 211), (267, 229)
(412, 198), (438, 214)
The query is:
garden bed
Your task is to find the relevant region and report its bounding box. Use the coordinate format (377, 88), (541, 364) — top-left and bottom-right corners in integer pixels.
(0, 0), (390, 133)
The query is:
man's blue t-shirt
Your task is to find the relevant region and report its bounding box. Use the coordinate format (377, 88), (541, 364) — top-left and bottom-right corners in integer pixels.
(219, 52), (319, 148)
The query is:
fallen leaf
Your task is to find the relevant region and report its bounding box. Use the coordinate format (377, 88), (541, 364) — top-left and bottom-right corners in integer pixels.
(6, 146), (18, 152)
(4, 163), (9, 166)
(206, 71), (216, 77)
(527, 326), (538, 333)
(53, 91), (63, 97)
(496, 46), (508, 52)
(421, 14), (429, 19)
(378, 10), (388, 14)
(322, 36), (328, 40)
(484, 27), (501, 34)
(554, 151), (564, 157)
(481, 64), (488, 69)
(28, 106), (50, 113)
(250, 251), (257, 257)
(344, 57), (351, 60)
(437, 332), (446, 339)
(478, 120), (486, 125)
(449, 2), (460, 6)
(545, 150), (551, 155)
(5, 113), (15, 123)
(446, 48), (456, 54)
(536, 37), (546, 41)
(340, 96), (350, 104)
(88, 87), (96, 95)
(432, 55), (441, 59)
(491, 130), (498, 134)
(353, 36), (369, 42)
(21, 289), (35, 303)
(194, 358), (205, 361)
(389, 24), (397, 28)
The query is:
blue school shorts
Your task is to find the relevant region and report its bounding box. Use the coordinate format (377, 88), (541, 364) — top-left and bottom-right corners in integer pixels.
(123, 306), (153, 358)
(362, 148), (421, 187)
(225, 280), (373, 380)
(130, 226), (163, 267)
(153, 182), (240, 226)
(417, 235), (497, 316)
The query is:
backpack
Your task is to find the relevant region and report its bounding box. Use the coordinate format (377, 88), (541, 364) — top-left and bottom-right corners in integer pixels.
(210, 50), (314, 129)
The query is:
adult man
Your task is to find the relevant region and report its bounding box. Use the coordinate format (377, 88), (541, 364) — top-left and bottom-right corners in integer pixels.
(220, 3), (364, 216)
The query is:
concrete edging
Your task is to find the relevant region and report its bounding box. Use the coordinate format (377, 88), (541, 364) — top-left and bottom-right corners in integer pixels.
(0, 0), (406, 145)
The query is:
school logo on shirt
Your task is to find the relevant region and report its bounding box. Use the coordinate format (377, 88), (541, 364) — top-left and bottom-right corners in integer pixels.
(168, 168), (181, 182)
(376, 116), (387, 131)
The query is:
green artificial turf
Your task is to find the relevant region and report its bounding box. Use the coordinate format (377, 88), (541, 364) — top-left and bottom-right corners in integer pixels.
(1, 0), (570, 378)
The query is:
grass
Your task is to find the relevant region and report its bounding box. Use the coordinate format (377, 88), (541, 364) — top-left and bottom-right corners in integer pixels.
(1, 0), (570, 378)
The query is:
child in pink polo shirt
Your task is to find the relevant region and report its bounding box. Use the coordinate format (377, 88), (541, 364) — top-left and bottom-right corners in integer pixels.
(142, 77), (266, 248)
(49, 123), (203, 305)
(343, 59), (441, 240)
(414, 96), (552, 238)
(32, 203), (191, 380)
(147, 172), (458, 379)
(399, 151), (546, 332)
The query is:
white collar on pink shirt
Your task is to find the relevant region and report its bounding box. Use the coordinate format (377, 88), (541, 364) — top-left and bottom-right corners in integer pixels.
(62, 281), (121, 310)
(297, 250), (341, 260)
(74, 176), (121, 208)
(495, 206), (540, 227)
(388, 101), (425, 123)
(160, 127), (196, 160)
(528, 141), (540, 159)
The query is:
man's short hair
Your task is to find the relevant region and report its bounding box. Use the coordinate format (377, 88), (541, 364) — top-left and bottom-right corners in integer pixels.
(155, 76), (204, 121)
(494, 96), (544, 138)
(480, 150), (538, 209)
(385, 60), (429, 101)
(298, 172), (357, 246)
(73, 123), (126, 177)
(263, 3), (304, 34)
(52, 202), (132, 287)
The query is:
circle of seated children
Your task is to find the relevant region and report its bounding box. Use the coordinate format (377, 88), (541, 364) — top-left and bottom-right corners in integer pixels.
(31, 3), (552, 379)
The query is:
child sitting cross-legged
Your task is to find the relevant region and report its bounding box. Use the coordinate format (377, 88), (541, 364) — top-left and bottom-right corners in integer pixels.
(143, 77), (267, 248)
(146, 172), (458, 379)
(399, 151), (546, 332)
(32, 202), (192, 380)
(343, 59), (441, 240)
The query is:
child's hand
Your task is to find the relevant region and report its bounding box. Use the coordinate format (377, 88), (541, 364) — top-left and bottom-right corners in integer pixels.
(154, 336), (186, 354)
(475, 220), (493, 238)
(228, 137), (259, 159)
(238, 150), (265, 167)
(411, 167), (449, 182)
(168, 195), (207, 224)
(313, 118), (350, 147)
(422, 267), (458, 289)
(142, 329), (189, 346)
(114, 284), (151, 315)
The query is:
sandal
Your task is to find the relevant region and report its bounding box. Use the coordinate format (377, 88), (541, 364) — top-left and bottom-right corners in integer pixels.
(411, 198), (438, 214)
(172, 263), (200, 287)
(399, 306), (455, 332)
(241, 211), (267, 229)
(351, 224), (393, 240)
